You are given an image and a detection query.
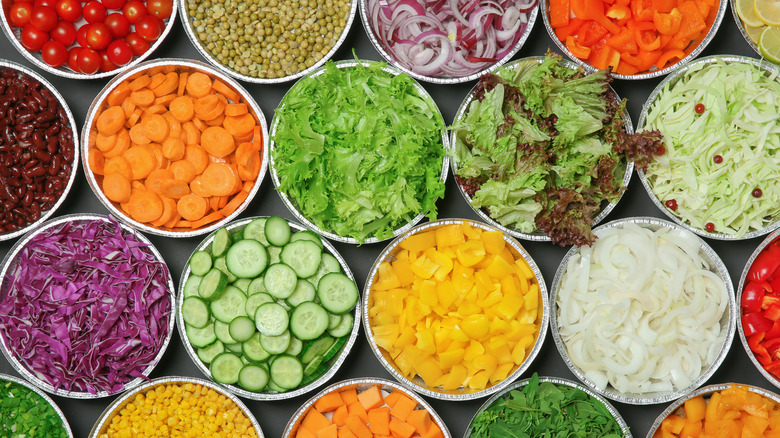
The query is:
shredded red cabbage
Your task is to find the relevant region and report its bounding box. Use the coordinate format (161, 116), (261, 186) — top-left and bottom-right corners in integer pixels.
(0, 217), (172, 395)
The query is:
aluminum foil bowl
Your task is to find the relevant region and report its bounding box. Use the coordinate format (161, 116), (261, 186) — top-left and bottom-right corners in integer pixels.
(645, 383), (780, 437)
(540, 0), (726, 79)
(89, 376), (265, 438)
(0, 213), (176, 399)
(0, 373), (74, 438)
(464, 376), (631, 437)
(269, 60), (449, 244)
(637, 55), (780, 240)
(283, 377), (452, 438)
(0, 59), (79, 242)
(550, 217), (736, 405)
(177, 216), (361, 401)
(358, 0), (538, 84)
(730, 0), (764, 58)
(363, 218), (549, 401)
(450, 56), (633, 244)
(0, 0), (177, 79)
(737, 228), (780, 390)
(179, 0), (357, 83)
(81, 58), (269, 238)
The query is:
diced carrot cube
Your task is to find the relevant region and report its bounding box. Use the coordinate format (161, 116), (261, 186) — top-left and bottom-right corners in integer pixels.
(338, 428), (359, 438)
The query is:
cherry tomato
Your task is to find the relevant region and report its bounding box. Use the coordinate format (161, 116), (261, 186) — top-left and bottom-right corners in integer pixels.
(20, 23), (49, 51)
(135, 15), (162, 42)
(41, 40), (68, 67)
(124, 31), (150, 56)
(30, 5), (58, 31)
(34, 0), (56, 9)
(704, 222), (715, 233)
(77, 47), (101, 74)
(99, 50), (117, 72)
(85, 22), (111, 50)
(67, 46), (81, 72)
(50, 20), (76, 45)
(76, 23), (90, 47)
(104, 12), (130, 38)
(54, 0), (81, 22)
(713, 154), (723, 164)
(106, 39), (133, 66)
(82, 0), (106, 23)
(101, 0), (126, 9)
(8, 2), (34, 28)
(695, 103), (705, 114)
(146, 0), (172, 19)
(754, 188), (764, 198)
(121, 0), (147, 24)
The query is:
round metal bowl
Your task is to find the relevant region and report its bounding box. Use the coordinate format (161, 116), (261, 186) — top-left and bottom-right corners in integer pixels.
(540, 0), (726, 80)
(81, 58), (269, 238)
(645, 383), (780, 437)
(550, 216), (736, 405)
(269, 59), (449, 244)
(363, 218), (549, 401)
(0, 373), (74, 438)
(0, 0), (177, 80)
(464, 376), (631, 438)
(283, 377), (452, 438)
(358, 0), (538, 84)
(89, 376), (265, 438)
(449, 56), (633, 244)
(178, 0), (357, 83)
(637, 55), (780, 240)
(0, 213), (176, 399)
(177, 216), (361, 401)
(0, 59), (79, 242)
(737, 228), (780, 390)
(730, 0), (763, 58)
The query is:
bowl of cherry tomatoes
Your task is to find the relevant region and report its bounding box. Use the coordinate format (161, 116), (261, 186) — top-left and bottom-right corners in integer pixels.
(1, 0), (177, 79)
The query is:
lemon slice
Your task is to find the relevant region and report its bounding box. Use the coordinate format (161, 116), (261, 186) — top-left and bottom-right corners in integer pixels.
(755, 0), (780, 26)
(738, 0), (766, 26)
(759, 25), (780, 63)
(746, 24), (768, 43)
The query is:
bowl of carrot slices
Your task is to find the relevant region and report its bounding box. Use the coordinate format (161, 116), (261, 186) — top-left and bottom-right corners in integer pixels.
(81, 58), (269, 238)
(647, 383), (780, 437)
(283, 378), (451, 438)
(541, 0), (727, 79)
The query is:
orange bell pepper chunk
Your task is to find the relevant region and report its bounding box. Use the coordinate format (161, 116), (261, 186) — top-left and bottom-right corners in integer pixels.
(654, 8), (682, 35)
(566, 36), (592, 58)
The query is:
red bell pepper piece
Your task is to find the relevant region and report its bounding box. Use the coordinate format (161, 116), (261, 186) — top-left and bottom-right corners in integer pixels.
(566, 36), (592, 58)
(765, 360), (780, 377)
(555, 18), (585, 41)
(653, 8), (682, 35)
(741, 280), (768, 313)
(607, 27), (639, 54)
(576, 21), (610, 46)
(767, 321), (780, 340)
(630, 0), (654, 21)
(550, 0), (571, 28)
(767, 304), (780, 322)
(748, 332), (772, 365)
(748, 243), (780, 282)
(744, 312), (774, 337)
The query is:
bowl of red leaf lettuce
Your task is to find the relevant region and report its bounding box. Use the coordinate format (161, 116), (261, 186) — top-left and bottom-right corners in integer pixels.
(450, 52), (664, 247)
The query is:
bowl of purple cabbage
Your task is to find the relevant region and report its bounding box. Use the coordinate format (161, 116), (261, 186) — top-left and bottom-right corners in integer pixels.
(359, 0), (538, 84)
(0, 213), (176, 398)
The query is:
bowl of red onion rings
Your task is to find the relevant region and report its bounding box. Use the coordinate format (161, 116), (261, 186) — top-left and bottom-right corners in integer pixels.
(359, 0), (538, 84)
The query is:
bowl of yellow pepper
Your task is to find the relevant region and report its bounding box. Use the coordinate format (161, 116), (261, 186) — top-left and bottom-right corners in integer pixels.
(362, 219), (549, 401)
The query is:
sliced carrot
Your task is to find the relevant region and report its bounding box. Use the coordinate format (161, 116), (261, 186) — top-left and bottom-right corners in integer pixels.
(177, 193), (208, 221)
(159, 179), (191, 199)
(164, 113), (183, 139)
(191, 117), (207, 132)
(194, 94), (219, 115)
(209, 195), (222, 212)
(96, 131), (119, 152)
(201, 126), (236, 158)
(153, 72), (179, 97)
(223, 113), (256, 140)
(186, 72), (213, 98)
(128, 74), (151, 91)
(107, 81), (131, 106)
(96, 106), (126, 135)
(150, 195), (177, 227)
(131, 89), (155, 107)
(205, 113), (225, 127)
(127, 107), (143, 127)
(121, 99), (137, 121)
(142, 113), (170, 143)
(148, 72), (166, 89)
(162, 137), (186, 160)
(163, 207), (181, 228)
(104, 156), (133, 180)
(177, 71), (189, 96)
(189, 210), (224, 229)
(315, 392), (344, 413)
(127, 189), (164, 223)
(197, 99), (226, 122)
(189, 177), (211, 198)
(218, 189), (248, 218)
(170, 95), (195, 122)
(367, 407), (391, 436)
(185, 144), (210, 174)
(153, 93), (177, 107)
(358, 385), (384, 411)
(89, 150), (105, 175)
(217, 195), (228, 209)
(147, 144), (169, 169)
(211, 79), (240, 103)
(129, 123), (151, 145)
(144, 104), (167, 116)
(182, 121), (201, 145)
(171, 159), (197, 183)
(225, 103), (248, 116)
(102, 172), (132, 203)
(123, 145), (157, 180)
(103, 128), (131, 158)
(144, 168), (175, 193)
(251, 125), (263, 151)
(200, 162), (238, 197)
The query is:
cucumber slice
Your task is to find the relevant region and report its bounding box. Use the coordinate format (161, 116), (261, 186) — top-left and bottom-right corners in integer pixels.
(186, 323), (217, 348)
(196, 340), (225, 364)
(242, 332), (271, 362)
(232, 278), (251, 293)
(214, 320), (237, 344)
(265, 215), (291, 246)
(286, 279), (316, 307)
(268, 246), (282, 265)
(243, 218), (269, 245)
(322, 336), (348, 362)
(229, 316), (256, 342)
(226, 239), (268, 278)
(182, 296), (211, 328)
(303, 354), (323, 376)
(254, 302), (289, 336)
(266, 379), (287, 393)
(308, 253), (342, 287)
(264, 264), (298, 299)
(289, 229), (323, 248)
(210, 286), (248, 323)
(189, 251), (213, 276)
(183, 275), (202, 298)
(316, 272), (359, 314)
(280, 240), (322, 278)
(269, 355), (303, 389)
(210, 352), (243, 384)
(261, 330), (291, 355)
(245, 292), (274, 318)
(327, 312), (353, 338)
(300, 363), (330, 386)
(284, 337), (303, 356)
(300, 336), (335, 364)
(198, 268), (227, 301)
(214, 256), (237, 283)
(225, 342), (243, 353)
(290, 302), (329, 341)
(238, 364), (269, 391)
(328, 313), (342, 331)
(211, 227), (232, 258)
(247, 277), (267, 295)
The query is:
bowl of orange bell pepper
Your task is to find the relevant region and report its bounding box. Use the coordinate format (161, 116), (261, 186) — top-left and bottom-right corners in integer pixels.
(541, 0), (727, 78)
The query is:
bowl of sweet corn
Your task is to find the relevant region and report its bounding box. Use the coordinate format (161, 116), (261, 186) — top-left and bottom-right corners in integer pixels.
(89, 376), (264, 438)
(362, 219), (549, 401)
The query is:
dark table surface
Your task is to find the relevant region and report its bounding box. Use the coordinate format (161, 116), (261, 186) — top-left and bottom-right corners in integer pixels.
(0, 3), (772, 438)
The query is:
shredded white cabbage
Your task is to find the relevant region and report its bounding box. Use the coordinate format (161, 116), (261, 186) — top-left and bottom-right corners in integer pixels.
(556, 223), (728, 395)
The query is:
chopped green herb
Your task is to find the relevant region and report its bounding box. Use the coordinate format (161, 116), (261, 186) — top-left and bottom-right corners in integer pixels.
(0, 379), (69, 438)
(468, 374), (626, 438)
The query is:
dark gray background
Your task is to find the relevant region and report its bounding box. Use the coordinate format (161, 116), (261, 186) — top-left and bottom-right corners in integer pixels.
(0, 4), (770, 437)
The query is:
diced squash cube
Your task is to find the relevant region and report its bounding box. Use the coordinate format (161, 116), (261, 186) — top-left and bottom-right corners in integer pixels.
(406, 409), (433, 435)
(383, 391), (402, 408)
(422, 422), (445, 438)
(345, 415), (373, 438)
(340, 388), (359, 405)
(337, 427), (358, 438)
(302, 409), (332, 432)
(332, 404), (349, 427)
(389, 417), (416, 438)
(314, 391), (344, 413)
(358, 385), (384, 411)
(347, 402), (368, 423)
(390, 394), (417, 422)
(368, 407), (391, 435)
(316, 424), (338, 438)
(296, 427), (317, 438)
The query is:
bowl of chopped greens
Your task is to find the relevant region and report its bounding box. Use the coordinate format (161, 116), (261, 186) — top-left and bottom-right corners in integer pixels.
(465, 374), (631, 438)
(0, 214), (176, 399)
(0, 373), (73, 438)
(450, 52), (665, 247)
(177, 216), (361, 400)
(638, 55), (780, 240)
(269, 59), (449, 244)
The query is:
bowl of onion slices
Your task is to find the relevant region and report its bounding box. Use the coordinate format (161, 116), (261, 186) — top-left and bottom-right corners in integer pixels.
(550, 217), (736, 405)
(359, 0), (538, 83)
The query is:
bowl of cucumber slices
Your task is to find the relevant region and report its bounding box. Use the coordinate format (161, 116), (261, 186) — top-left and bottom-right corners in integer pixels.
(176, 216), (362, 400)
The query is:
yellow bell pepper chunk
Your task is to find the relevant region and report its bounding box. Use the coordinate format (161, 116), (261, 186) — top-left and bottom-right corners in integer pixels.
(415, 357), (443, 385)
(464, 340), (485, 361)
(460, 222), (482, 240)
(398, 230), (435, 257)
(435, 280), (456, 309)
(415, 327), (436, 355)
(432, 249), (454, 281)
(467, 370), (489, 390)
(489, 363), (515, 384)
(434, 224), (465, 247)
(484, 254), (516, 279)
(373, 261), (401, 290)
(392, 258), (415, 287)
(456, 240), (485, 267)
(524, 284), (539, 311)
(481, 230), (505, 255)
(417, 280), (438, 307)
(442, 364), (468, 390)
(461, 314), (490, 340)
(438, 347), (465, 369)
(372, 324), (399, 350)
(410, 253), (438, 280)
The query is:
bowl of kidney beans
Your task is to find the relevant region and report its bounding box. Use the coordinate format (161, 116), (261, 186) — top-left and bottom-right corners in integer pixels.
(0, 59), (78, 240)
(0, 0), (176, 79)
